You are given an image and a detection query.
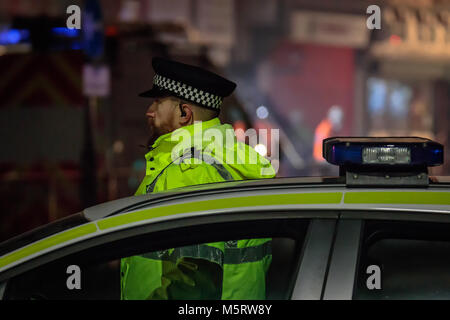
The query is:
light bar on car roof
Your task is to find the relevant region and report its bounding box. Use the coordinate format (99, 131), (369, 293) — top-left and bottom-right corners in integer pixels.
(323, 137), (443, 167)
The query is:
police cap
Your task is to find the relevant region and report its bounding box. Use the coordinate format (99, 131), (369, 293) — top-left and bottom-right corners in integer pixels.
(139, 57), (236, 110)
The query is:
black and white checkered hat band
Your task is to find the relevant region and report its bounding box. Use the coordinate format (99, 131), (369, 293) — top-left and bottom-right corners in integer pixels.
(153, 74), (223, 109)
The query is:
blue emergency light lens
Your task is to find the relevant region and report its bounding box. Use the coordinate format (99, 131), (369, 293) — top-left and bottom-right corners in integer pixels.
(0, 29), (29, 45)
(324, 137), (443, 167)
(52, 27), (80, 38)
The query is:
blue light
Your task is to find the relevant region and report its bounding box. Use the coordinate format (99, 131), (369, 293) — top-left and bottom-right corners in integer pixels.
(326, 144), (362, 165)
(52, 27), (80, 38)
(0, 29), (29, 45)
(323, 137), (444, 167)
(71, 43), (82, 50)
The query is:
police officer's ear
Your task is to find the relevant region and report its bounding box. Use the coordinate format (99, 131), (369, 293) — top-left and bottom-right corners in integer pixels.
(179, 103), (194, 125)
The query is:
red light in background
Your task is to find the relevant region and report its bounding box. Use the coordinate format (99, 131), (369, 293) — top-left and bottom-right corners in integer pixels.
(105, 26), (118, 37)
(389, 35), (402, 45)
(233, 120), (247, 142)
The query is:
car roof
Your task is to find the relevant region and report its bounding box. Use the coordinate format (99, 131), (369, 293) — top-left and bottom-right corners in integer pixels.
(83, 176), (348, 220)
(1, 176), (450, 276)
(0, 177), (340, 254)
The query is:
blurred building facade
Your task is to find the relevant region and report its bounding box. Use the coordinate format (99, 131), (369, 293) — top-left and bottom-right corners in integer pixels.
(0, 0), (449, 240)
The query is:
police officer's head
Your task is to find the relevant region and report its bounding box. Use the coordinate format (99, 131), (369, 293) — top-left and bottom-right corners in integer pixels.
(139, 57), (236, 139)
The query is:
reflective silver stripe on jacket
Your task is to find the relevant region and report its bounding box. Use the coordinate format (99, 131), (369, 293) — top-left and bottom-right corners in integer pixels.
(140, 241), (272, 265)
(141, 245), (223, 266)
(146, 148), (234, 193)
(224, 241), (272, 264)
(177, 149), (234, 182)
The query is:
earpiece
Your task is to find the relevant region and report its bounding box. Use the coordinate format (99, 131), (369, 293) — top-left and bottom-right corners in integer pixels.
(179, 104), (186, 117)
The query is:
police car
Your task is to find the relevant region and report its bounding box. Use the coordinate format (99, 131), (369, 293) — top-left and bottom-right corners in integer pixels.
(1, 137), (450, 300)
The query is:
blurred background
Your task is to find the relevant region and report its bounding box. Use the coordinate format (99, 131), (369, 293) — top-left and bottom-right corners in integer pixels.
(0, 0), (449, 241)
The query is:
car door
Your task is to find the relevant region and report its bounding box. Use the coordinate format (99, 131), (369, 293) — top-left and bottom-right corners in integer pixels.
(322, 209), (450, 300)
(1, 207), (339, 300)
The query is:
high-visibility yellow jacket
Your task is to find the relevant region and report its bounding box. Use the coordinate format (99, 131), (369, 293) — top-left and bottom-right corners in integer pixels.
(121, 117), (276, 300)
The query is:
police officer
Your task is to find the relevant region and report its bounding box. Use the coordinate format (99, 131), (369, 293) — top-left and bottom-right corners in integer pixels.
(121, 57), (276, 300)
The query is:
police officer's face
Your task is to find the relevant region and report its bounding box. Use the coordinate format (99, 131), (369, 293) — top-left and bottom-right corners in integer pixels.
(145, 96), (179, 140)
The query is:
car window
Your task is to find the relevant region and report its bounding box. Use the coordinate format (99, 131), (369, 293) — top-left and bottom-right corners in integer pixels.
(3, 218), (310, 300)
(354, 220), (450, 300)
